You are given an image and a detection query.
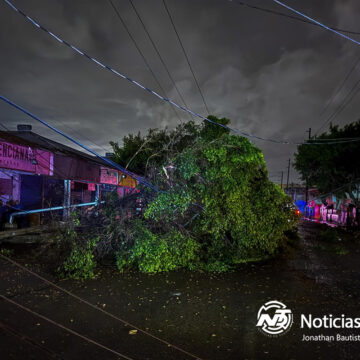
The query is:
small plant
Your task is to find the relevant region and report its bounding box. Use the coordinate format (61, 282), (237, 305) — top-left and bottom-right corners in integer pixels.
(0, 248), (14, 257)
(334, 246), (349, 256)
(115, 253), (128, 273)
(71, 210), (81, 226)
(59, 237), (99, 279)
(201, 261), (232, 273)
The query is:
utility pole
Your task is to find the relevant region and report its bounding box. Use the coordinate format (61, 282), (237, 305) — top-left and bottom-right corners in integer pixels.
(280, 171), (284, 189)
(286, 158), (290, 189)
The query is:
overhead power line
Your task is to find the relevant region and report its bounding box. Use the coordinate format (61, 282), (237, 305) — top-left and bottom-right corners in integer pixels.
(0, 253), (202, 360)
(2, 106), (111, 155)
(0, 95), (159, 191)
(227, 0), (360, 35)
(318, 55), (360, 122)
(311, 136), (360, 141)
(107, 0), (183, 123)
(315, 78), (360, 134)
(272, 0), (360, 47)
(3, 0), (360, 146)
(270, 1), (360, 136)
(127, 0), (192, 120)
(0, 121), (77, 181)
(308, 178), (360, 202)
(162, 0), (210, 114)
(0, 295), (134, 360)
(0, 122), (8, 131)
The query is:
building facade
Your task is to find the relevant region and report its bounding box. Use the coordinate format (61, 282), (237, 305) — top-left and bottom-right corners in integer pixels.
(0, 125), (138, 228)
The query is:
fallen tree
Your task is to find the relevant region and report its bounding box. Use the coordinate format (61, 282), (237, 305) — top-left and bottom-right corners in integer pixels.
(59, 117), (298, 277)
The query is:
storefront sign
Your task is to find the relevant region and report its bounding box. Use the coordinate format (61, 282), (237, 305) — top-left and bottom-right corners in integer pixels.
(0, 140), (53, 175)
(118, 171), (137, 188)
(88, 183), (96, 191)
(100, 167), (118, 185)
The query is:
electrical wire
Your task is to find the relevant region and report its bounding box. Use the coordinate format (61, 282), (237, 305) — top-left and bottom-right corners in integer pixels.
(0, 122), (9, 131)
(2, 0), (360, 146)
(272, 0), (360, 47)
(0, 253), (202, 360)
(0, 295), (135, 360)
(242, 0), (360, 144)
(1, 117), (111, 157)
(0, 121), (115, 182)
(0, 321), (65, 359)
(127, 0), (192, 120)
(315, 79), (360, 134)
(226, 0), (360, 35)
(307, 178), (360, 202)
(50, 118), (111, 154)
(0, 122), (71, 180)
(318, 55), (360, 122)
(308, 136), (360, 141)
(0, 95), (159, 191)
(230, 0), (360, 138)
(162, 0), (210, 114)
(107, 0), (183, 123)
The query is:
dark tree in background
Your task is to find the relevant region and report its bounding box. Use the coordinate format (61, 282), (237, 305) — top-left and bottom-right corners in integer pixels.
(110, 120), (199, 175)
(109, 115), (229, 175)
(294, 120), (360, 214)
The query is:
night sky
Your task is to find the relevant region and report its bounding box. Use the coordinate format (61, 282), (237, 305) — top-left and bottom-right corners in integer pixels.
(1, 0), (360, 183)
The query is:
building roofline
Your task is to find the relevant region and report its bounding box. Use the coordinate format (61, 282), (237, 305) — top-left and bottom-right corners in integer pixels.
(0, 130), (116, 169)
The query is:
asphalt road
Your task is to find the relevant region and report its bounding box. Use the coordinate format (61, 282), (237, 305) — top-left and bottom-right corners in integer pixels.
(1, 221), (360, 360)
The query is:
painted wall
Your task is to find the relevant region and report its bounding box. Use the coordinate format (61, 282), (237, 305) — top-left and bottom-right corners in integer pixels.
(0, 169), (20, 202)
(55, 153), (100, 183)
(0, 140), (53, 175)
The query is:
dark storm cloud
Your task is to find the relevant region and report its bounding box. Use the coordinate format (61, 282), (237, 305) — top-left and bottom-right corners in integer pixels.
(1, 0), (360, 182)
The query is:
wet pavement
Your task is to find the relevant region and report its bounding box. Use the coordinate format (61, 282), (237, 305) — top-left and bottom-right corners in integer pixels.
(1, 220), (360, 359)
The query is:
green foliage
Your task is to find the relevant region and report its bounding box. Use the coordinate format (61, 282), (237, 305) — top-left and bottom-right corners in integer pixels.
(294, 120), (360, 201)
(335, 247), (349, 256)
(71, 210), (81, 226)
(144, 190), (192, 222)
(0, 248), (14, 257)
(200, 260), (232, 273)
(142, 124), (297, 271)
(176, 148), (200, 180)
(59, 236), (99, 280)
(200, 115), (230, 141)
(123, 220), (200, 273)
(115, 253), (128, 273)
(108, 116), (297, 273)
